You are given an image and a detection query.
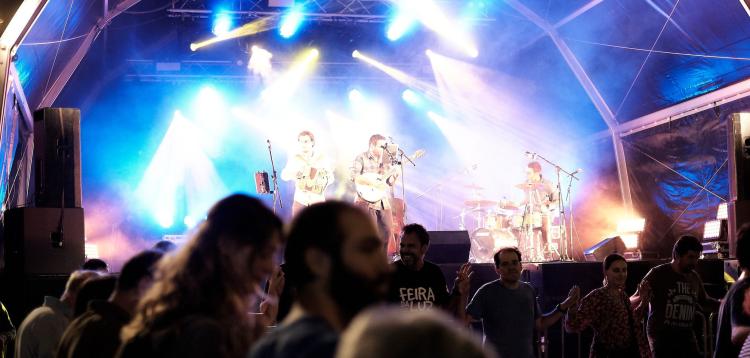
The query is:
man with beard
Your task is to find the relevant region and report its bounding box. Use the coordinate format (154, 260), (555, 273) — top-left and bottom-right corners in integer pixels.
(388, 223), (472, 319)
(250, 201), (391, 358)
(466, 247), (580, 358)
(631, 235), (720, 358)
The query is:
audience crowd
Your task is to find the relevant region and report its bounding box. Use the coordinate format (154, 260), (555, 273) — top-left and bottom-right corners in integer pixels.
(2, 194), (749, 358)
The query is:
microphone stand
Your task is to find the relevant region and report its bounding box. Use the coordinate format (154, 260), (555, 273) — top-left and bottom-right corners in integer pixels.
(526, 151), (579, 261)
(266, 140), (283, 213)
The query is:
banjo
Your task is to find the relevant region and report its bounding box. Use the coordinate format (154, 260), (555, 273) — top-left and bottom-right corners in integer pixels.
(354, 149), (425, 203)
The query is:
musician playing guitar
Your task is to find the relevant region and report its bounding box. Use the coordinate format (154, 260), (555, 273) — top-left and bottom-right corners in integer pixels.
(281, 131), (333, 216)
(351, 134), (399, 256)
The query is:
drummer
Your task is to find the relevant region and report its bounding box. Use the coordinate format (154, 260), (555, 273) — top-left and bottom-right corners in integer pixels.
(518, 161), (557, 256)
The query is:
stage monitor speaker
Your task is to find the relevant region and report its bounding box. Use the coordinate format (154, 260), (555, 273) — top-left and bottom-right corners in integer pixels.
(33, 108), (82, 208)
(3, 207), (85, 275)
(425, 231), (470, 264)
(584, 236), (626, 262)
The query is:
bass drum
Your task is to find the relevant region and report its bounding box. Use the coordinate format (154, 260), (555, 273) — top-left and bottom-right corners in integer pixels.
(470, 229), (518, 263)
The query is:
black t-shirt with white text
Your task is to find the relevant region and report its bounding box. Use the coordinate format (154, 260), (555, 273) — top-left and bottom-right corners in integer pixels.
(388, 260), (450, 310)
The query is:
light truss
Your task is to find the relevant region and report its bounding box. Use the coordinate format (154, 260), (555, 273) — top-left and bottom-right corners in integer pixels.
(167, 0), (493, 24)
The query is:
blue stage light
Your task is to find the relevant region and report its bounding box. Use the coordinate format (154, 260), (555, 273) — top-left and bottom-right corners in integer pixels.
(280, 5), (305, 38)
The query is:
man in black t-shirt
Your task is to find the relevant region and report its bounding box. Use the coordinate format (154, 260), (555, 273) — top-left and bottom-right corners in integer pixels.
(388, 223), (471, 319)
(632, 235), (720, 358)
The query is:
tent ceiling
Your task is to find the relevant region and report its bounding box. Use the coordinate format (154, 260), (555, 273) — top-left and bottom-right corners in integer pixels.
(10, 0), (750, 131)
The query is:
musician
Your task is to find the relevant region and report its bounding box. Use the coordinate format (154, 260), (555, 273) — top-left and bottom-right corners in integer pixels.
(351, 134), (399, 255)
(520, 161), (557, 257)
(281, 131), (333, 216)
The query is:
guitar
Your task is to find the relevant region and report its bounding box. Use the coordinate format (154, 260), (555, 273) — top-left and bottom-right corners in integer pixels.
(296, 165), (330, 195)
(354, 149), (425, 203)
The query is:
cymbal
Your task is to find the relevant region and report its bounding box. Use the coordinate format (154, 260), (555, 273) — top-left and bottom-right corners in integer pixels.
(463, 183), (485, 190)
(514, 182), (547, 190)
(464, 200), (497, 208)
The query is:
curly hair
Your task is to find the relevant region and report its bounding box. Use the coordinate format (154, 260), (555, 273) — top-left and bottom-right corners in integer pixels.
(121, 194), (282, 356)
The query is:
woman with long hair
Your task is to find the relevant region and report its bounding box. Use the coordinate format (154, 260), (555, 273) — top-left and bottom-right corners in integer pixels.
(117, 194), (283, 358)
(564, 254), (652, 358)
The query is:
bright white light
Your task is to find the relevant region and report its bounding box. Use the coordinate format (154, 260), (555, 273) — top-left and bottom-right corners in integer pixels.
(427, 111), (444, 122)
(249, 45), (273, 78)
(157, 212), (174, 229)
(349, 89), (363, 103)
(84, 243), (99, 259)
(620, 234), (639, 250)
(352, 50), (361, 58)
(280, 6), (305, 38)
(704, 220), (722, 239)
(183, 215), (198, 228)
(616, 218), (645, 233)
(261, 48), (319, 102)
(396, 0), (478, 58)
(717, 203), (728, 220)
(402, 89), (421, 107)
(212, 13), (232, 36)
(387, 11), (417, 41)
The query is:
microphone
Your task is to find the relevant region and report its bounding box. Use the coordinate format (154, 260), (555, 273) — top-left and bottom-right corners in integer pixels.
(572, 168), (583, 175)
(525, 151), (536, 159)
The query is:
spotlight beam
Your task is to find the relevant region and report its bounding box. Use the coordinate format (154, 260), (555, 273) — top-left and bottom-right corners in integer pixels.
(262, 48), (320, 101)
(191, 16), (277, 51)
(352, 50), (439, 100)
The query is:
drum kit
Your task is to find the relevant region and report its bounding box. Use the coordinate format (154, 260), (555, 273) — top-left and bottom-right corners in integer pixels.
(460, 183), (556, 263)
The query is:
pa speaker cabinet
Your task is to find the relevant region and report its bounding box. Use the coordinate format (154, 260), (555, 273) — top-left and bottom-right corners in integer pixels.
(3, 207), (85, 275)
(584, 236), (627, 262)
(728, 113), (750, 256)
(33, 108), (82, 208)
(425, 231), (470, 264)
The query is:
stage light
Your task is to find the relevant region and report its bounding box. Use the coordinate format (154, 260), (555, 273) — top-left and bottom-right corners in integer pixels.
(393, 0), (478, 58)
(717, 202), (728, 220)
(352, 50), (361, 58)
(402, 89), (422, 107)
(183, 215), (198, 228)
(249, 45), (273, 78)
(84, 243), (100, 259)
(704, 220), (722, 239)
(212, 12), (233, 36)
(387, 11), (417, 41)
(425, 49), (434, 57)
(280, 5), (305, 38)
(349, 89), (363, 103)
(616, 218), (645, 233)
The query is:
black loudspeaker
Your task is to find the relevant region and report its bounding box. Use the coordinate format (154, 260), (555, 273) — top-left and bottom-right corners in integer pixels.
(728, 113), (750, 257)
(583, 236), (626, 262)
(729, 113), (750, 201)
(33, 108), (82, 208)
(3, 207), (85, 275)
(425, 231), (470, 264)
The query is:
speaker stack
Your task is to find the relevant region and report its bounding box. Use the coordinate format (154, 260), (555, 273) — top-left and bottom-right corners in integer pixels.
(2, 108), (85, 273)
